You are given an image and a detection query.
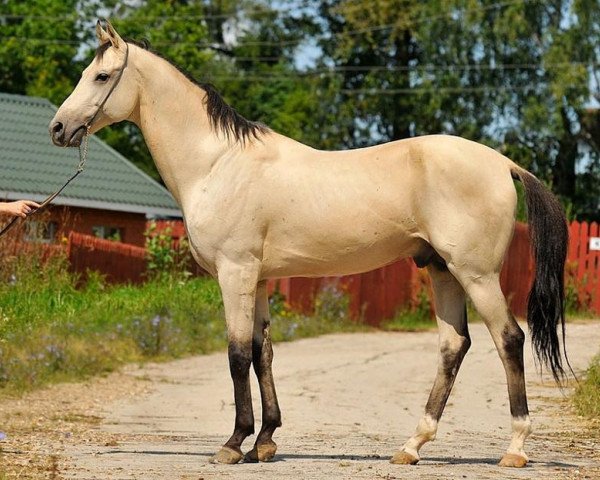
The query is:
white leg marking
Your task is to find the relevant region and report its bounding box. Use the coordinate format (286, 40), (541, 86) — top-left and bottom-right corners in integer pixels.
(506, 415), (532, 459)
(402, 414), (438, 459)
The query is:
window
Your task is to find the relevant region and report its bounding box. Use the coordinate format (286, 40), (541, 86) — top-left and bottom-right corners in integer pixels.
(24, 221), (58, 243)
(92, 225), (123, 242)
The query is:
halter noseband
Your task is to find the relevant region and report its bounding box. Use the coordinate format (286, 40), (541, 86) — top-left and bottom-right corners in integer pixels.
(0, 42), (130, 238)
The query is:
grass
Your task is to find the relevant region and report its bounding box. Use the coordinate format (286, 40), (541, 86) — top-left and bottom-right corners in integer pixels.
(0, 250), (370, 394)
(573, 354), (600, 420)
(3, 233), (592, 397)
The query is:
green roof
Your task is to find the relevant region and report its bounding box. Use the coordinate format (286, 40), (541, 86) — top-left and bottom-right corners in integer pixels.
(0, 92), (180, 217)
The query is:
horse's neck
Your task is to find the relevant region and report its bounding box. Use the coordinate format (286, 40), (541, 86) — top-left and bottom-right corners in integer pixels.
(131, 48), (232, 205)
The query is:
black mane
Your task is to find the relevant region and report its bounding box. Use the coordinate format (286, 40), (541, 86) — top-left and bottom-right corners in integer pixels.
(123, 39), (268, 144)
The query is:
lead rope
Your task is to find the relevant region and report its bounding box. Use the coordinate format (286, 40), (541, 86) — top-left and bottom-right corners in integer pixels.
(0, 126), (90, 238)
(0, 29), (128, 239)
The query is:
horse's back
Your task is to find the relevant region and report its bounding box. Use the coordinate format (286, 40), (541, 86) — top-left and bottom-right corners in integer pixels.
(257, 134), (517, 278)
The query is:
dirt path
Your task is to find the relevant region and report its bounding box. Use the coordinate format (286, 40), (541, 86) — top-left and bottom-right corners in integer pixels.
(2, 322), (600, 479)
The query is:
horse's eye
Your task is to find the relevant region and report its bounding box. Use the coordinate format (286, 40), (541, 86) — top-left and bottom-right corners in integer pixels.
(95, 73), (110, 82)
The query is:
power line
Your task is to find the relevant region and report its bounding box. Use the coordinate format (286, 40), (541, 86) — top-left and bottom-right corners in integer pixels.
(340, 85), (540, 95)
(296, 61), (594, 75)
(0, 1), (314, 22)
(1, 34), (594, 76)
(160, 61), (599, 79)
(0, 0), (539, 49)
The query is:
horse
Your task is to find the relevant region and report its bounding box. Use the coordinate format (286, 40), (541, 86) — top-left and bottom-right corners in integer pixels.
(49, 20), (569, 468)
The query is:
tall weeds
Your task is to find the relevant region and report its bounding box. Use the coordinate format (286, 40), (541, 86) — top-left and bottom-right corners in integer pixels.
(0, 221), (363, 393)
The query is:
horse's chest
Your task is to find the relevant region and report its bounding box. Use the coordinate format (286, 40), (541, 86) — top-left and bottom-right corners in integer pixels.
(183, 202), (264, 276)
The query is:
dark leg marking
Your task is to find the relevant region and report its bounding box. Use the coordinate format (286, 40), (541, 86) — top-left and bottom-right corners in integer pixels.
(425, 344), (471, 421)
(224, 342), (255, 452)
(425, 307), (471, 421)
(501, 316), (529, 418)
(253, 321), (282, 439)
(392, 267), (469, 465)
(245, 317), (282, 463)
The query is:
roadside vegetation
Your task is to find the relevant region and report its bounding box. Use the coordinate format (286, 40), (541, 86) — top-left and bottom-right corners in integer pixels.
(0, 224), (595, 398)
(0, 228), (368, 394)
(574, 354), (600, 421)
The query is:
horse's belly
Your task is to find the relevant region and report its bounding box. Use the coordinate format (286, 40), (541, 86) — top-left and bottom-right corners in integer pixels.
(260, 223), (422, 279)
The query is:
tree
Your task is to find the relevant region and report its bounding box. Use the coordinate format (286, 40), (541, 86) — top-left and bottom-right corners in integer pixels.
(0, 0), (81, 104)
(310, 0), (600, 218)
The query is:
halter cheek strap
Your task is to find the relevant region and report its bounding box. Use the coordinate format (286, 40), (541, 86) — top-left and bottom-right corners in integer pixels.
(86, 42), (130, 131)
(0, 42), (130, 238)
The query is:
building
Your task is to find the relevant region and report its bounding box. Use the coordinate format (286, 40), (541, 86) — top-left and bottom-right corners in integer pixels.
(0, 92), (180, 247)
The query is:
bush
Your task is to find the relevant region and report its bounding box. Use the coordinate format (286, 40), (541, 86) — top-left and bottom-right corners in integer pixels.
(574, 354), (600, 419)
(0, 238), (365, 393)
(144, 221), (191, 282)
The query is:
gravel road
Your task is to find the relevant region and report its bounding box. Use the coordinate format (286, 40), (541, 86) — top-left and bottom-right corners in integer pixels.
(56, 321), (600, 480)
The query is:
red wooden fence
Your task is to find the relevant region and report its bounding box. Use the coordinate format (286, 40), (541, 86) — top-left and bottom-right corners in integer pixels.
(500, 222), (534, 318)
(268, 221), (600, 325)
(67, 232), (147, 283)
(568, 221), (600, 313)
(62, 221), (600, 323)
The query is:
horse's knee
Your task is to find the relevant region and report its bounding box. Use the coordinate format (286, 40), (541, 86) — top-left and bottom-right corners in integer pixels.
(228, 343), (252, 379)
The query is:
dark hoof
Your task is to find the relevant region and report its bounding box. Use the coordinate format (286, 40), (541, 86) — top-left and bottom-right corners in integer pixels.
(209, 446), (243, 464)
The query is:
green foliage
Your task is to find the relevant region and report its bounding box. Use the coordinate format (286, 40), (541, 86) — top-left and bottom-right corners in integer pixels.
(382, 285), (435, 332)
(269, 282), (367, 342)
(574, 354), (600, 420)
(0, 272), (227, 392)
(2, 0), (600, 217)
(564, 261), (594, 317)
(0, 0), (84, 104)
(144, 221), (190, 282)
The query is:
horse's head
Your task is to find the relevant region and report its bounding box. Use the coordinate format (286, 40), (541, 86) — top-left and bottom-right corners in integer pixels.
(50, 20), (137, 147)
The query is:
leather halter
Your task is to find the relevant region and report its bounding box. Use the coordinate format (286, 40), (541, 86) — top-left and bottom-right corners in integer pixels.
(0, 42), (129, 238)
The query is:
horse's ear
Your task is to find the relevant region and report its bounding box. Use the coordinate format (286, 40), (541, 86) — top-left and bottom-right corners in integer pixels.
(95, 19), (125, 50)
(95, 19), (111, 45)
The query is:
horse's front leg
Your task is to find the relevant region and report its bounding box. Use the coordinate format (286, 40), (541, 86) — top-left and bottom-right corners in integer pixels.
(210, 260), (260, 465)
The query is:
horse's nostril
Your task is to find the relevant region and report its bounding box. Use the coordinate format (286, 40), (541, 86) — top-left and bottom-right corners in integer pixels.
(52, 122), (64, 134)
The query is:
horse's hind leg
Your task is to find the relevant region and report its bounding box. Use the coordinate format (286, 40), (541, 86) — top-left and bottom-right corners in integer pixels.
(459, 273), (531, 467)
(244, 281), (282, 463)
(391, 264), (471, 464)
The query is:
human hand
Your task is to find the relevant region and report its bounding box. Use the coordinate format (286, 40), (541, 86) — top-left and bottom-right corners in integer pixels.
(0, 200), (41, 218)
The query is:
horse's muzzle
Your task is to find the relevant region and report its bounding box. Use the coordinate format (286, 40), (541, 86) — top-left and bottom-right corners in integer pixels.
(50, 122), (84, 147)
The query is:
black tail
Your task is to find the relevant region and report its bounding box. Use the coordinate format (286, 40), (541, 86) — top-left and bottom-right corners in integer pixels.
(511, 167), (569, 383)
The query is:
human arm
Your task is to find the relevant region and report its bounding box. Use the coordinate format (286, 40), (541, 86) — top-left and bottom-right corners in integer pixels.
(0, 200), (41, 218)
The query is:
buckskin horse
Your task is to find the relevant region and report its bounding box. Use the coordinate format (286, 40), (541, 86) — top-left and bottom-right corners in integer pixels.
(49, 20), (569, 468)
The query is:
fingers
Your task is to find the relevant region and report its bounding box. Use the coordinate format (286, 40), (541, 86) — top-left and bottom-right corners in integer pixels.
(12, 200), (37, 218)
(0, 200), (40, 218)
(17, 200), (40, 217)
